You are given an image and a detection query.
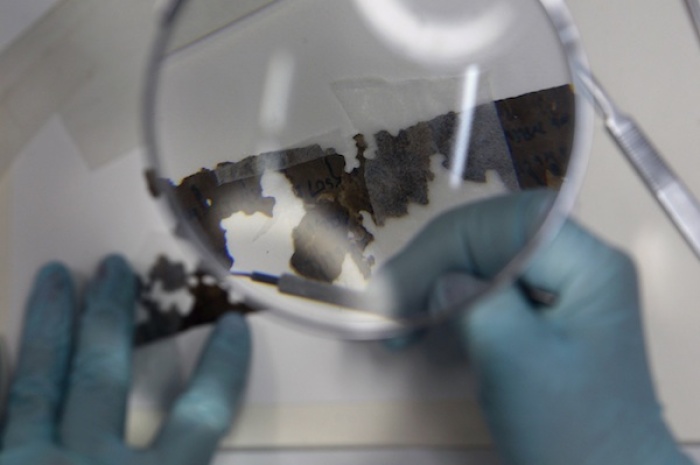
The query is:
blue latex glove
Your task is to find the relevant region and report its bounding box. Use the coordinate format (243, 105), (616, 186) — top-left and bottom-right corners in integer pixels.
(0, 255), (250, 465)
(380, 191), (693, 465)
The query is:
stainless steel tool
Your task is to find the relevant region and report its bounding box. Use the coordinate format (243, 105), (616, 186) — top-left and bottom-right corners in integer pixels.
(574, 65), (700, 259)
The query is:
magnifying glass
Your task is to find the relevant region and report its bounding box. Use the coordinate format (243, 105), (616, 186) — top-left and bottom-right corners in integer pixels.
(142, 0), (594, 339)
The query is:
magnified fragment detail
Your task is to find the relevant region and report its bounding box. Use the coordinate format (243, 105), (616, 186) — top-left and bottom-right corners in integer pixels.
(283, 136), (375, 281)
(496, 85), (575, 188)
(165, 85), (574, 284)
(172, 166), (275, 268)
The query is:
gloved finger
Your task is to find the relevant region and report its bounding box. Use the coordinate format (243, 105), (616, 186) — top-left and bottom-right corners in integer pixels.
(383, 329), (426, 351)
(60, 255), (137, 452)
(429, 273), (490, 311)
(3, 263), (76, 447)
(383, 273), (488, 351)
(461, 283), (554, 444)
(518, 220), (639, 319)
(153, 313), (251, 465)
(465, 283), (547, 368)
(373, 190), (554, 319)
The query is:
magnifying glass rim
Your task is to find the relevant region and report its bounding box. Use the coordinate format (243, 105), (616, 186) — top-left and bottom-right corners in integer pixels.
(141, 0), (594, 340)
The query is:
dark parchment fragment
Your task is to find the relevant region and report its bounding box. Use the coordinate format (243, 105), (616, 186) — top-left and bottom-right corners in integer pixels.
(366, 120), (437, 225)
(171, 145), (336, 268)
(283, 136), (375, 281)
(164, 85), (574, 286)
(366, 101), (521, 225)
(437, 104), (520, 191)
(145, 86), (576, 342)
(147, 255), (187, 291)
(495, 84), (575, 189)
(136, 255), (254, 346)
(173, 167), (274, 268)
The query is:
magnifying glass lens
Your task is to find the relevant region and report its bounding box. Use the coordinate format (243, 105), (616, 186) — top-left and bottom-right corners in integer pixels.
(144, 0), (591, 338)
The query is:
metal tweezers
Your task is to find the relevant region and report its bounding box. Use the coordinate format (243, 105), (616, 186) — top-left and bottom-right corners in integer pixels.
(574, 3), (700, 259)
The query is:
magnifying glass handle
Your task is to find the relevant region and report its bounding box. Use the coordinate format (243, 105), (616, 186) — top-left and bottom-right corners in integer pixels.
(607, 115), (700, 260)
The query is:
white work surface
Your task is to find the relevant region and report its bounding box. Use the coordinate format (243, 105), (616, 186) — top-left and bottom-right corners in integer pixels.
(3, 0), (700, 463)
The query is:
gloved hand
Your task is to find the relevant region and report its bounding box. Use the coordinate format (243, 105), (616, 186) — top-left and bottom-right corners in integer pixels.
(0, 255), (250, 465)
(379, 191), (693, 465)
